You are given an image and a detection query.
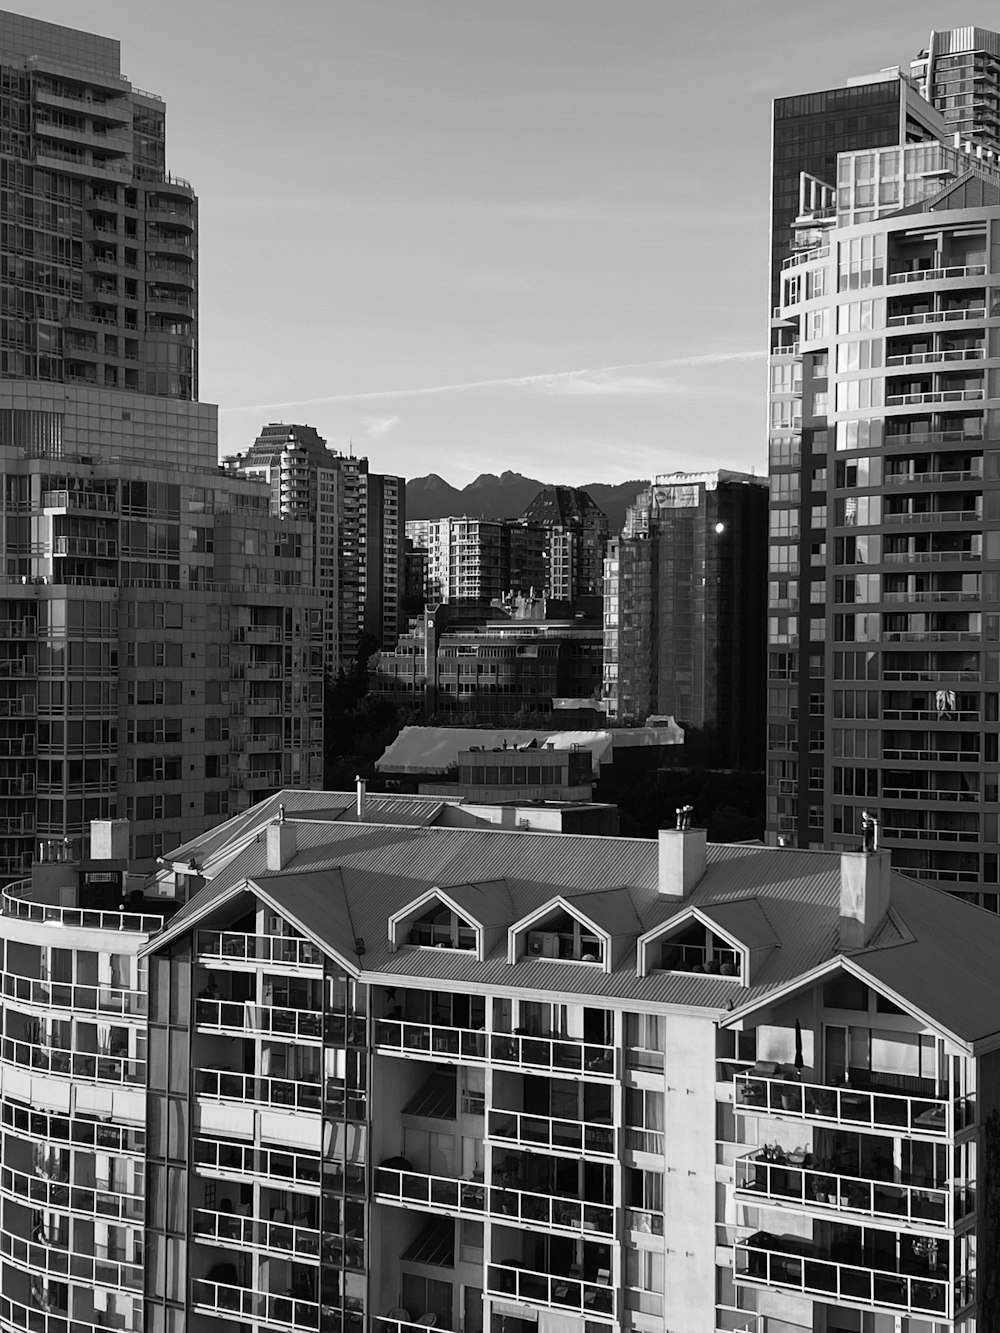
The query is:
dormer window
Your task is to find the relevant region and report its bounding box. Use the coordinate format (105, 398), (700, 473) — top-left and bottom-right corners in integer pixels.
(659, 922), (740, 976)
(526, 909), (604, 964)
(409, 902), (477, 951)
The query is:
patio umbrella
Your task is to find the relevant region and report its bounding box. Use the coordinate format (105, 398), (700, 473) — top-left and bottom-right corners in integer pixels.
(794, 1019), (804, 1074)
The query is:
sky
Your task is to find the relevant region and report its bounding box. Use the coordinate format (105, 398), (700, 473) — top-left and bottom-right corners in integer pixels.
(15, 0), (1000, 484)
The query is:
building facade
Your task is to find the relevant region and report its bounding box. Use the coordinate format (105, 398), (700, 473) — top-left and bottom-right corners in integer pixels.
(519, 487), (610, 602)
(603, 471), (768, 769)
(235, 424), (405, 673)
(765, 30), (1000, 903)
(0, 15), (325, 873)
(405, 518), (547, 607)
(126, 793), (1000, 1332)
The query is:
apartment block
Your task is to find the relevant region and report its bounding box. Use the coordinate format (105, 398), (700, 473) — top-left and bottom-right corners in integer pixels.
(406, 518), (547, 606)
(603, 472), (767, 768)
(519, 487), (610, 601)
(81, 791), (994, 1333)
(235, 424), (405, 672)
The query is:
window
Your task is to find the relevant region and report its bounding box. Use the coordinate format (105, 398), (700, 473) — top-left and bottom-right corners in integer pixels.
(625, 1248), (664, 1315)
(625, 1089), (664, 1154)
(624, 1013), (665, 1070)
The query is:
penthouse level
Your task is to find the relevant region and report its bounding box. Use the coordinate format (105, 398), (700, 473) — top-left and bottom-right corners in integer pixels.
(125, 793), (1000, 1333)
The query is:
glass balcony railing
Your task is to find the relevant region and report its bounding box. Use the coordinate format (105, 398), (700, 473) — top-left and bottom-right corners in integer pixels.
(195, 929), (324, 968)
(0, 1162), (143, 1222)
(191, 1279), (319, 1330)
(490, 1184), (614, 1235)
(195, 1067), (322, 1113)
(734, 1073), (951, 1136)
(488, 1264), (614, 1316)
(1, 970), (146, 1016)
(715, 1307), (762, 1333)
(735, 1150), (959, 1227)
(488, 1109), (616, 1157)
(195, 997), (323, 1040)
(1, 880), (162, 933)
(375, 1018), (487, 1061)
(490, 1033), (616, 1077)
(735, 1238), (951, 1319)
(193, 1207), (320, 1260)
(194, 1135), (320, 1187)
(2, 1036), (142, 1085)
(374, 1165), (486, 1214)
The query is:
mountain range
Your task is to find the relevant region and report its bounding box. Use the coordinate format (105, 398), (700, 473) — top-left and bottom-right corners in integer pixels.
(405, 471), (647, 533)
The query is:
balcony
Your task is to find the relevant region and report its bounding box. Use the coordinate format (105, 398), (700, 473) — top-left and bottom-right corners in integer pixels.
(735, 1235), (952, 1320)
(734, 1073), (950, 1136)
(735, 1148), (961, 1227)
(1, 880), (162, 933)
(885, 389), (984, 406)
(196, 930), (324, 968)
(374, 1164), (486, 1216)
(193, 1136), (322, 1191)
(488, 1108), (616, 1157)
(882, 747), (979, 762)
(886, 307), (986, 328)
(888, 263), (987, 285)
(1, 971), (146, 1017)
(195, 1068), (322, 1113)
(193, 1207), (321, 1261)
(885, 347), (985, 366)
(195, 998), (322, 1040)
(489, 1182), (613, 1235)
(487, 1263), (613, 1317)
(375, 1018), (487, 1063)
(490, 1032), (616, 1078)
(191, 1279), (319, 1330)
(882, 509), (980, 526)
(0, 1161), (143, 1223)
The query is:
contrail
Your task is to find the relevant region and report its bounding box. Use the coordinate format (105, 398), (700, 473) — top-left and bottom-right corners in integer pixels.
(220, 349), (763, 413)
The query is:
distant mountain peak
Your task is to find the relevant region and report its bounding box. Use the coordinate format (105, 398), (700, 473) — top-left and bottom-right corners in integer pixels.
(405, 470), (648, 532)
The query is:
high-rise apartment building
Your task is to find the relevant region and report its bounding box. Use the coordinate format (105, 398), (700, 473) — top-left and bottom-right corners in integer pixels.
(235, 424), (405, 672)
(406, 517), (547, 607)
(912, 28), (1000, 151)
(519, 487), (610, 601)
(603, 471), (767, 768)
(0, 13), (325, 874)
(766, 29), (1000, 903)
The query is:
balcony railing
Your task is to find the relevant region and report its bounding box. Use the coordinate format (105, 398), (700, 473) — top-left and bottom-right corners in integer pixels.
(882, 509), (980, 526)
(375, 1018), (487, 1061)
(883, 469), (982, 487)
(191, 1279), (319, 1330)
(885, 347), (984, 366)
(195, 930), (324, 968)
(881, 785), (978, 803)
(885, 389), (984, 405)
(882, 747), (979, 762)
(490, 1032), (616, 1078)
(196, 1067), (322, 1113)
(490, 1183), (614, 1235)
(0, 1162), (143, 1222)
(488, 1109), (616, 1157)
(488, 1263), (614, 1316)
(195, 997), (323, 1040)
(193, 1206), (321, 1260)
(882, 590), (979, 603)
(2, 1036), (142, 1085)
(734, 1073), (950, 1136)
(887, 263), (986, 284)
(194, 1135), (322, 1190)
(881, 708), (979, 722)
(886, 307), (986, 327)
(1, 881), (162, 933)
(1, 971), (146, 1017)
(882, 825), (978, 844)
(374, 1166), (485, 1215)
(735, 1238), (951, 1319)
(735, 1149), (956, 1227)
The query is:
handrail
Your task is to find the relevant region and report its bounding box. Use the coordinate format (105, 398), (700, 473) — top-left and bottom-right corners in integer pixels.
(1, 970), (146, 1017)
(736, 1149), (953, 1227)
(193, 1207), (321, 1259)
(196, 1067), (322, 1113)
(735, 1240), (951, 1319)
(196, 930), (324, 967)
(490, 1032), (616, 1077)
(195, 997), (323, 1040)
(191, 1279), (319, 1329)
(734, 1073), (950, 1136)
(375, 1017), (488, 1061)
(488, 1263), (614, 1315)
(2, 1035), (143, 1086)
(1, 881), (163, 933)
(488, 1108), (616, 1156)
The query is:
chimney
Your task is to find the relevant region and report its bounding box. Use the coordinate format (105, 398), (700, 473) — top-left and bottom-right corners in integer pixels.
(356, 775), (367, 819)
(658, 809), (707, 897)
(266, 817), (297, 872)
(839, 848), (891, 949)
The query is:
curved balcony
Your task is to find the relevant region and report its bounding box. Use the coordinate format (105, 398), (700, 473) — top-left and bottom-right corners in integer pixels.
(1, 971), (145, 1018)
(2, 1036), (143, 1086)
(0, 1162), (143, 1224)
(0, 1224), (142, 1293)
(887, 263), (986, 285)
(1, 880), (162, 933)
(735, 1234), (954, 1320)
(734, 1073), (950, 1136)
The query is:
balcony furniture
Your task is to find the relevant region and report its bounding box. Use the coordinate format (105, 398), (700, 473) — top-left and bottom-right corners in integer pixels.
(387, 1309), (410, 1322)
(416, 1316), (437, 1327)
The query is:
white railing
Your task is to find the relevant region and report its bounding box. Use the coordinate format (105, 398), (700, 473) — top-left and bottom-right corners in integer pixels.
(885, 347), (984, 366)
(886, 307), (986, 327)
(374, 1165), (486, 1214)
(193, 1135), (322, 1189)
(735, 1150), (954, 1227)
(1, 971), (145, 1017)
(191, 1279), (319, 1330)
(882, 747), (979, 761)
(0, 1222), (142, 1291)
(0, 1162), (143, 1222)
(193, 1207), (321, 1259)
(196, 1067), (322, 1113)
(1, 881), (162, 933)
(196, 930), (324, 967)
(1, 1036), (143, 1086)
(490, 1183), (613, 1234)
(195, 997), (322, 1040)
(883, 509), (980, 525)
(488, 1108), (616, 1156)
(490, 1032), (616, 1077)
(734, 1073), (950, 1136)
(375, 1017), (488, 1061)
(887, 263), (986, 284)
(488, 1264), (614, 1316)
(735, 1240), (950, 1319)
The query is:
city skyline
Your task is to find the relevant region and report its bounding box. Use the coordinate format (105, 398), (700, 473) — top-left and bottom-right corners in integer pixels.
(12, 0), (1000, 485)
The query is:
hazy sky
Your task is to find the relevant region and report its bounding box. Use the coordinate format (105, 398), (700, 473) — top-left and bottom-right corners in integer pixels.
(16, 0), (1000, 483)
